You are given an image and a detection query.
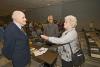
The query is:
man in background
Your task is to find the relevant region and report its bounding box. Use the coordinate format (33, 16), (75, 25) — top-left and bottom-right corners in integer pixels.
(43, 15), (59, 46)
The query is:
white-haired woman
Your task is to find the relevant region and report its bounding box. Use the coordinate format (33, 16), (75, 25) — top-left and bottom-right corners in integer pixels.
(41, 15), (79, 67)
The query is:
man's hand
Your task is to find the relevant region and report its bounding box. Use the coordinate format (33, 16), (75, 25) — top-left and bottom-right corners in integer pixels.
(40, 35), (49, 40)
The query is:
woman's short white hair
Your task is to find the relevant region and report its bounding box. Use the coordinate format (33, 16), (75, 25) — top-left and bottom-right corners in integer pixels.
(65, 15), (77, 28)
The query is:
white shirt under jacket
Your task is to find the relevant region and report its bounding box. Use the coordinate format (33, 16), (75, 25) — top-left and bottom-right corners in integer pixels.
(48, 28), (79, 62)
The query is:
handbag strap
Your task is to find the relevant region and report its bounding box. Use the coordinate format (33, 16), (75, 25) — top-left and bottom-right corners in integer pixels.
(68, 43), (74, 54)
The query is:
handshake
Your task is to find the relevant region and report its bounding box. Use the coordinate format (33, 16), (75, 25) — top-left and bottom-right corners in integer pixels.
(40, 35), (49, 40)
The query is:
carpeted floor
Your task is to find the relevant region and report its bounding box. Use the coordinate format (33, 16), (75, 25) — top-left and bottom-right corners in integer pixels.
(0, 54), (100, 67)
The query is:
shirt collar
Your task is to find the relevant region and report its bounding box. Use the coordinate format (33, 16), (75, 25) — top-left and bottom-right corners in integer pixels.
(64, 28), (75, 34)
(13, 20), (22, 29)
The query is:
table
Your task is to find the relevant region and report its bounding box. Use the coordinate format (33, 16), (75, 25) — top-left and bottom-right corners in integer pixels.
(30, 44), (58, 66)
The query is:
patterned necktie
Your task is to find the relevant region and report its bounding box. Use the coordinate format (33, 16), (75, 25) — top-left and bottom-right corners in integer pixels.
(21, 27), (26, 35)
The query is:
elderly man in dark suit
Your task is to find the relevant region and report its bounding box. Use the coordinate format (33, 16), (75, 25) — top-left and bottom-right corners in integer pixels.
(2, 10), (30, 67)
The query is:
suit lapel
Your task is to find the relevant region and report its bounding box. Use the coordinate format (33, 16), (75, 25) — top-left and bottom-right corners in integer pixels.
(12, 22), (27, 37)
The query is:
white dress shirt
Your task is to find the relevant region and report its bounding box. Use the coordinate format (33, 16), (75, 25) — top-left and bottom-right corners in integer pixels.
(13, 20), (22, 30)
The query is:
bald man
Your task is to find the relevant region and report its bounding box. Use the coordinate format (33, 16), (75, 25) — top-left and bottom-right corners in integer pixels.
(2, 10), (30, 67)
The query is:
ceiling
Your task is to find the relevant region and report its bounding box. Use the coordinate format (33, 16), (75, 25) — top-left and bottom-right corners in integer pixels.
(0, 0), (77, 16)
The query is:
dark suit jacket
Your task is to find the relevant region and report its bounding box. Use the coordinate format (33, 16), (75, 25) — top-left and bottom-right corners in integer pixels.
(2, 22), (30, 67)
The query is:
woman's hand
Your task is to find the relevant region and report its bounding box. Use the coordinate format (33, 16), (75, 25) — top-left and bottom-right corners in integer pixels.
(40, 35), (49, 40)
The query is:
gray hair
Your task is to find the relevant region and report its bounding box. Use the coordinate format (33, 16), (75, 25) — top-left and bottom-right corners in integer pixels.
(65, 15), (77, 28)
(12, 10), (24, 20)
